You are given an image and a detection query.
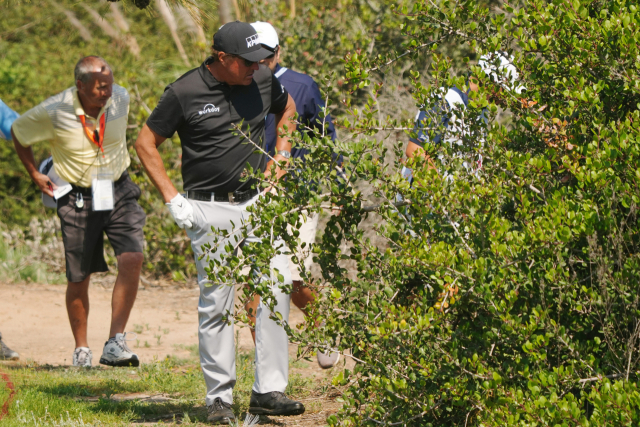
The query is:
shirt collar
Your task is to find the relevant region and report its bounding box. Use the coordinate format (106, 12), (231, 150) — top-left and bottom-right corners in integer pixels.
(72, 87), (111, 119)
(198, 57), (225, 89)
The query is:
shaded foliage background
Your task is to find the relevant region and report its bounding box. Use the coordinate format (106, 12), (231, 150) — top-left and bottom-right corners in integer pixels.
(0, 0), (468, 279)
(0, 0), (363, 276)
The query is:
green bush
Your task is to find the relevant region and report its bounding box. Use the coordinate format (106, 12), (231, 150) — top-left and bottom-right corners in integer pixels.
(215, 0), (640, 425)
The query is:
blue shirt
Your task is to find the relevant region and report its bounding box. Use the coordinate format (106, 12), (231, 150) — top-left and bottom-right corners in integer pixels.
(410, 86), (468, 147)
(0, 99), (19, 141)
(265, 64), (337, 160)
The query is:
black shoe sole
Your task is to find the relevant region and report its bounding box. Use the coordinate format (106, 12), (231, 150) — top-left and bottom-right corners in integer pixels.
(207, 416), (235, 425)
(249, 406), (305, 416)
(99, 357), (140, 367)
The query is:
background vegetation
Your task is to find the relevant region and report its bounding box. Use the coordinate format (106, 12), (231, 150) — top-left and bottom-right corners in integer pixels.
(0, 0), (435, 280)
(3, 0), (640, 425)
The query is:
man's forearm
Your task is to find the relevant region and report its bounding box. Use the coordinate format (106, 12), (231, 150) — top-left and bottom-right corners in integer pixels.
(134, 125), (178, 203)
(266, 94), (296, 177)
(406, 140), (436, 170)
(12, 129), (39, 178)
(12, 128), (55, 196)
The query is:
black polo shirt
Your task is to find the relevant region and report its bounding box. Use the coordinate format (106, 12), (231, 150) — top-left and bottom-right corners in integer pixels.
(146, 57), (289, 193)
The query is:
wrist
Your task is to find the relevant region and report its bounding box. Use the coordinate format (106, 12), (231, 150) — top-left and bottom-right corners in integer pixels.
(275, 149), (291, 159)
(29, 168), (43, 178)
(164, 190), (180, 204)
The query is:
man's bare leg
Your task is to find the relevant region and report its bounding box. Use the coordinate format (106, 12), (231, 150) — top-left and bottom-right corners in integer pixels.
(66, 275), (92, 349)
(246, 281), (316, 343)
(291, 281), (315, 313)
(109, 252), (144, 338)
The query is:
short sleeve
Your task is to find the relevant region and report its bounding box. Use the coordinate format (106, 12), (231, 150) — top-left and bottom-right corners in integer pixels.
(268, 73), (289, 115)
(410, 106), (447, 147)
(409, 110), (427, 147)
(0, 100), (19, 141)
(303, 80), (337, 141)
(146, 86), (185, 138)
(11, 104), (55, 147)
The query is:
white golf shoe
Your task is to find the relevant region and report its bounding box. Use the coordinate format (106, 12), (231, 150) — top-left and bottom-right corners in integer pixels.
(72, 347), (92, 367)
(99, 332), (139, 367)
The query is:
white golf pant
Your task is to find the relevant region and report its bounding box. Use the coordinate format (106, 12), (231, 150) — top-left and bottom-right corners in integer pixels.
(185, 193), (291, 406)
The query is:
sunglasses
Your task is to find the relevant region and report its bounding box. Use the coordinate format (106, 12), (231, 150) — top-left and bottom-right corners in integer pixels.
(226, 54), (256, 67)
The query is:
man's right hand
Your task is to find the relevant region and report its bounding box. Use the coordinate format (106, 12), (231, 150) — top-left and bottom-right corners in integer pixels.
(166, 193), (194, 229)
(12, 129), (57, 198)
(32, 171), (56, 197)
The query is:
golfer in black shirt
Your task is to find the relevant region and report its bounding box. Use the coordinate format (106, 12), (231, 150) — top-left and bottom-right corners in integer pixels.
(135, 21), (302, 424)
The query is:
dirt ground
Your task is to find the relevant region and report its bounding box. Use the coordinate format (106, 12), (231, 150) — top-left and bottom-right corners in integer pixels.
(0, 279), (348, 425)
(0, 280), (283, 365)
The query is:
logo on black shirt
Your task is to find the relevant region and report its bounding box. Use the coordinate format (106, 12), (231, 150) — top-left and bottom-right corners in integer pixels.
(246, 34), (259, 48)
(199, 104), (220, 115)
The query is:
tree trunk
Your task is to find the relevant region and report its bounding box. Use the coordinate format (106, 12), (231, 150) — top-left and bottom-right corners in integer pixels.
(155, 0), (190, 66)
(47, 0), (93, 42)
(231, 0), (242, 21)
(218, 0), (233, 24)
(109, 3), (130, 33)
(176, 6), (207, 45)
(81, 4), (141, 58)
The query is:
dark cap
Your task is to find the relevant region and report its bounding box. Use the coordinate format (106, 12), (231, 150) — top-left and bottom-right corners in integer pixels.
(213, 21), (272, 62)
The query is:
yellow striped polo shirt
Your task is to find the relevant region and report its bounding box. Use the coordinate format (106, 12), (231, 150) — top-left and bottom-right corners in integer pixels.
(12, 84), (130, 187)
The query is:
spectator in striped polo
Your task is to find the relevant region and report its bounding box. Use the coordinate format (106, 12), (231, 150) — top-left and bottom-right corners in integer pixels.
(11, 56), (145, 368)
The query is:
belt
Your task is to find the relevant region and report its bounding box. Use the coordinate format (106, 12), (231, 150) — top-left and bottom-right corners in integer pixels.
(186, 188), (259, 204)
(70, 171), (129, 195)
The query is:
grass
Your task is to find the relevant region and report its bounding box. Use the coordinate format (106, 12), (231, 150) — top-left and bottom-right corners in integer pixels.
(0, 237), (65, 285)
(0, 349), (321, 426)
(0, 220), (66, 285)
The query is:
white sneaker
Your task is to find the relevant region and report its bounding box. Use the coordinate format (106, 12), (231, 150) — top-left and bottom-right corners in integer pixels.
(99, 332), (139, 367)
(72, 347), (92, 367)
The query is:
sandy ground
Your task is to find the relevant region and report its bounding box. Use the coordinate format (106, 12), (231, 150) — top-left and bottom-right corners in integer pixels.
(0, 280), (314, 366)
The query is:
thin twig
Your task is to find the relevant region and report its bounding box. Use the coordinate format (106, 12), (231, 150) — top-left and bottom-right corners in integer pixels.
(232, 123), (282, 165)
(578, 373), (625, 384)
(368, 37), (446, 73)
(442, 206), (477, 259)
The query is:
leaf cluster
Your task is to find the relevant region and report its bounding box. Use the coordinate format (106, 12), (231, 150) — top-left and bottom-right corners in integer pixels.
(214, 0), (640, 425)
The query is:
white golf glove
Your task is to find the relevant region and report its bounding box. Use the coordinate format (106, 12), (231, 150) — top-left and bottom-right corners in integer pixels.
(166, 193), (194, 229)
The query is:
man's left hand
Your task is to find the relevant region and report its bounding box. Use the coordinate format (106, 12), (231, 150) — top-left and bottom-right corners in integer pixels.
(166, 194), (194, 229)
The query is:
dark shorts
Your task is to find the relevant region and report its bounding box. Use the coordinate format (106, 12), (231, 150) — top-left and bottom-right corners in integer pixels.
(56, 172), (146, 283)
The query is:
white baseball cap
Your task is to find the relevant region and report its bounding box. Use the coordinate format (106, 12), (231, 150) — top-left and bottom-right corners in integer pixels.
(478, 52), (525, 94)
(251, 21), (279, 51)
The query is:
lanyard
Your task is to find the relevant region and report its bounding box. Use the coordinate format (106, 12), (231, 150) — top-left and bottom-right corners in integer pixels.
(79, 113), (106, 155)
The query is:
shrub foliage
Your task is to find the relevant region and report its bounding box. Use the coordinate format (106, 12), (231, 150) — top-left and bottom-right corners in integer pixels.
(3, 0), (640, 423)
(215, 0), (640, 425)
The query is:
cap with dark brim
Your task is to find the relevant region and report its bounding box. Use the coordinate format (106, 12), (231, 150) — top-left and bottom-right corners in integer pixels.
(238, 46), (272, 62)
(213, 21), (273, 63)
